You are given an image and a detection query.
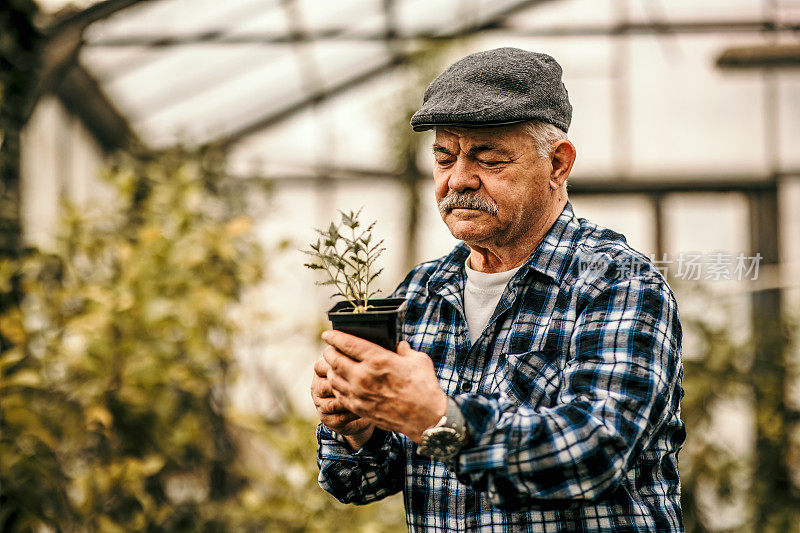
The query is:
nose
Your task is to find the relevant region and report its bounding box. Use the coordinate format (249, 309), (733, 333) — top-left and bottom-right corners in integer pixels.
(447, 158), (481, 192)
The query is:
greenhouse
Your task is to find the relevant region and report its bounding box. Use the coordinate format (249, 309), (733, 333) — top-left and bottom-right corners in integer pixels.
(2, 0), (799, 530)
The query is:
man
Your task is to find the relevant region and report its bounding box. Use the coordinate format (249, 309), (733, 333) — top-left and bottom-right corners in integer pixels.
(311, 47), (684, 532)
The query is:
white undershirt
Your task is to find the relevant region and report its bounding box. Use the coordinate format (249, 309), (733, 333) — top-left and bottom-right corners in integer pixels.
(464, 261), (521, 345)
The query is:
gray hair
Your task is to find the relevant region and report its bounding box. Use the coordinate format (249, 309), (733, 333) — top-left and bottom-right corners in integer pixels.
(520, 121), (568, 159)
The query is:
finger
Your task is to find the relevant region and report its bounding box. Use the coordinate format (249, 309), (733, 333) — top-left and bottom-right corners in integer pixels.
(314, 395), (351, 415)
(313, 357), (330, 377)
(322, 330), (385, 362)
(332, 392), (364, 419)
(327, 369), (354, 401)
(323, 345), (359, 381)
(396, 340), (425, 357)
(311, 373), (335, 398)
(396, 340), (412, 355)
(321, 411), (363, 431)
(317, 376), (335, 397)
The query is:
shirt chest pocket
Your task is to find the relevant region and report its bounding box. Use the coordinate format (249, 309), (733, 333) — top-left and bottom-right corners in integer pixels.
(493, 349), (563, 409)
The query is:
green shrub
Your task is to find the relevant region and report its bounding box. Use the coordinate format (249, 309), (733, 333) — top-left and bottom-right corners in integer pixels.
(0, 148), (405, 532)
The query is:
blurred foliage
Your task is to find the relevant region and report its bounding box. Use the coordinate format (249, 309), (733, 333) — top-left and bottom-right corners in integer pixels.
(0, 0), (44, 257)
(679, 287), (800, 532)
(0, 148), (405, 532)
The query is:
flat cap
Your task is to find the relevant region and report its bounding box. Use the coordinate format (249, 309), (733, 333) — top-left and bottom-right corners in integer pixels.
(410, 47), (572, 133)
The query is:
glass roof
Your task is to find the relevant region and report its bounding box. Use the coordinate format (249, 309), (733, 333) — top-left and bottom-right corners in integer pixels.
(37, 0), (800, 179)
(76, 0), (546, 147)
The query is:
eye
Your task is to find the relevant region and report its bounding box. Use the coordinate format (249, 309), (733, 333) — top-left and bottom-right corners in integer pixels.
(478, 160), (506, 167)
(435, 157), (456, 167)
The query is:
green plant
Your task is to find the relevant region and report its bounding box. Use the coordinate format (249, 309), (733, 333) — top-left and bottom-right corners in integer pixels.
(0, 149), (407, 532)
(0, 147), (264, 531)
(303, 208), (385, 313)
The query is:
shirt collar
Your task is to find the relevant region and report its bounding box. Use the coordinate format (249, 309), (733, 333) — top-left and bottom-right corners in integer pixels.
(519, 201), (580, 284)
(428, 201), (580, 295)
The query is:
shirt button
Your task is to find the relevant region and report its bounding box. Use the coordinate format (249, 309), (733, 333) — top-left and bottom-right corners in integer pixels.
(460, 381), (472, 392)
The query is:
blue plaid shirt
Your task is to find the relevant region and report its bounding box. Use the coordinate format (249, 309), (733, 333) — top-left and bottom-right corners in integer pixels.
(317, 202), (684, 532)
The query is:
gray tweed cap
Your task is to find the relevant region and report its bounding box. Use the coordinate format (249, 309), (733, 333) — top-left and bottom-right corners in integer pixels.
(410, 47), (572, 133)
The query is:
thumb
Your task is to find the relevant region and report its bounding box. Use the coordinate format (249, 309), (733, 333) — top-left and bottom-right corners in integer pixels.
(396, 340), (416, 356)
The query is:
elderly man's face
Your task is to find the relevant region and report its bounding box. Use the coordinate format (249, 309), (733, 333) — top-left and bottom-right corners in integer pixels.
(432, 125), (555, 249)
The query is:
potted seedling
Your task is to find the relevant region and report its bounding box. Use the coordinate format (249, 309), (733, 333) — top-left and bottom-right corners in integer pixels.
(303, 208), (406, 351)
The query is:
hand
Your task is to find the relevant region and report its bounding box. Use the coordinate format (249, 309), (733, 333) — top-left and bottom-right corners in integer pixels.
(311, 356), (374, 447)
(322, 330), (447, 443)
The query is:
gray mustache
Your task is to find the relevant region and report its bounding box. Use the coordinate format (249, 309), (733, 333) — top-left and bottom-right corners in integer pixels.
(438, 192), (498, 215)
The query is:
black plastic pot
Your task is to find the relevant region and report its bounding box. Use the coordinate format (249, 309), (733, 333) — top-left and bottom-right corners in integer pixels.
(327, 298), (406, 351)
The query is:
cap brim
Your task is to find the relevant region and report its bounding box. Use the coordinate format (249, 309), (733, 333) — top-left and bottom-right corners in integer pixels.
(410, 118), (532, 132)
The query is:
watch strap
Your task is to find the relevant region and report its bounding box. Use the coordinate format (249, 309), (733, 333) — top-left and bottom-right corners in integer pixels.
(443, 397), (466, 436)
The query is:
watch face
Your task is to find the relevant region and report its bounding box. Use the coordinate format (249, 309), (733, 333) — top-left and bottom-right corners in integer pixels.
(419, 427), (464, 460)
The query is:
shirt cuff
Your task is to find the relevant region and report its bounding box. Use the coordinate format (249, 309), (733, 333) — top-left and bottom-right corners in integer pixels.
(317, 424), (392, 462)
(449, 393), (510, 474)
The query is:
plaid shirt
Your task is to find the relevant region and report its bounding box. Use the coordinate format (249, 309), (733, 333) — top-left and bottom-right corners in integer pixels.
(317, 202), (684, 532)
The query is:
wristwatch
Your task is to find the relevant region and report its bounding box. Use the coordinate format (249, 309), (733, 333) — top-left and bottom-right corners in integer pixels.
(417, 396), (468, 461)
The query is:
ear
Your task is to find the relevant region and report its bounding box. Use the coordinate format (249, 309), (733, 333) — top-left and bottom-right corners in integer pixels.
(549, 140), (576, 190)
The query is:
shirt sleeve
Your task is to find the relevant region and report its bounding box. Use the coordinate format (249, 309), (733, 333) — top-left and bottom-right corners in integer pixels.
(449, 274), (683, 510)
(316, 423), (406, 504)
